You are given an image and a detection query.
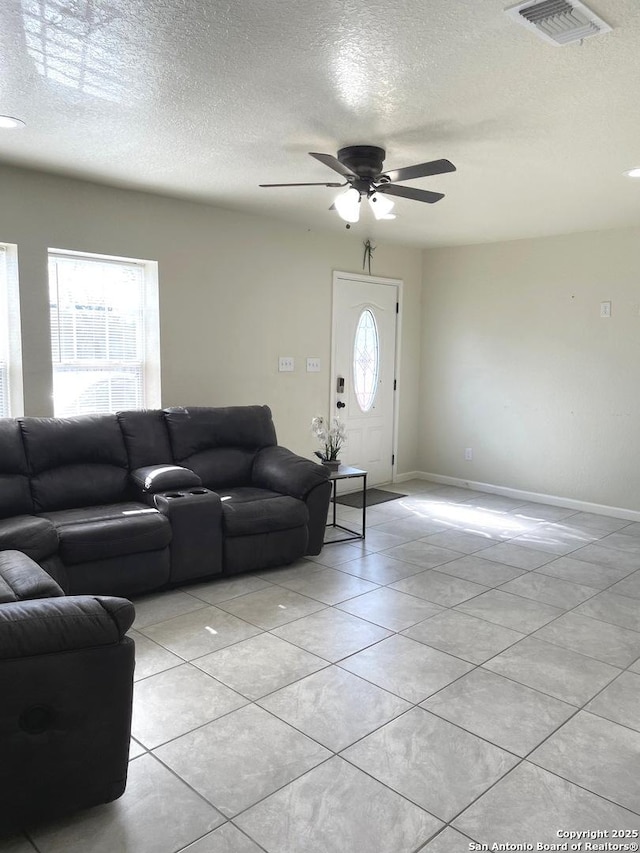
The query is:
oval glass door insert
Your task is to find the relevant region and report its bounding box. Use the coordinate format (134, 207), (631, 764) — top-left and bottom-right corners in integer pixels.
(353, 308), (380, 412)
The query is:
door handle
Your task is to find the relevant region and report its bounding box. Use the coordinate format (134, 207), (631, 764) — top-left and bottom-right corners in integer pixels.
(336, 401), (346, 409)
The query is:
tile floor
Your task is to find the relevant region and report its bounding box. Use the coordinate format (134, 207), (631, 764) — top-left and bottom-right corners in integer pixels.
(5, 479), (640, 853)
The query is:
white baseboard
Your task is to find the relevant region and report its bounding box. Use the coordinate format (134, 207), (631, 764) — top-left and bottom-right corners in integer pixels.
(394, 470), (640, 523)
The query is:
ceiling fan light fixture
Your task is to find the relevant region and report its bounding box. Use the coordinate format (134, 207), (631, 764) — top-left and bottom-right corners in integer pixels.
(624, 167), (640, 179)
(369, 192), (395, 220)
(0, 115), (25, 129)
(335, 187), (361, 223)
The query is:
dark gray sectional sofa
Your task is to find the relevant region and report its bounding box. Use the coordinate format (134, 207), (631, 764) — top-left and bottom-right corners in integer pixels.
(0, 405), (332, 596)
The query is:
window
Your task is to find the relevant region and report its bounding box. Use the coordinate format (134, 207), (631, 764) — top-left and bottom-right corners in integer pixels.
(48, 250), (160, 416)
(353, 308), (380, 412)
(0, 244), (24, 417)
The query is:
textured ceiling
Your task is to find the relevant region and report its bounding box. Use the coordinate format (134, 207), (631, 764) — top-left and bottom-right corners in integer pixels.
(1, 0), (639, 247)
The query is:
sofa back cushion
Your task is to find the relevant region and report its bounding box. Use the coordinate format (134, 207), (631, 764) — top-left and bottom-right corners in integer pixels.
(164, 406), (277, 489)
(0, 420), (33, 518)
(117, 409), (173, 469)
(20, 414), (130, 512)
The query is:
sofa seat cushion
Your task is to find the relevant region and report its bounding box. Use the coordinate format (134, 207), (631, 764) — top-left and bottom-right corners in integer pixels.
(40, 504), (171, 565)
(218, 487), (308, 537)
(0, 515), (59, 561)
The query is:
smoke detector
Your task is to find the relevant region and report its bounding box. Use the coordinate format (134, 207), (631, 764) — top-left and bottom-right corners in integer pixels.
(505, 0), (612, 46)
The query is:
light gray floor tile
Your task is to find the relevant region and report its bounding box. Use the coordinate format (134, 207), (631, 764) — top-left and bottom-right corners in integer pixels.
(402, 609), (524, 664)
(131, 663), (247, 749)
(185, 575), (272, 604)
(257, 560), (324, 583)
(455, 589), (563, 632)
(179, 823), (264, 853)
(597, 531), (640, 555)
(358, 528), (413, 552)
(236, 756), (441, 853)
(340, 634), (473, 703)
(272, 608), (391, 662)
(131, 589), (208, 629)
(453, 761), (640, 843)
(533, 611), (640, 668)
(258, 666), (410, 751)
(609, 569), (640, 600)
(307, 542), (368, 568)
(422, 668), (575, 756)
(140, 606), (262, 660)
(535, 554), (633, 588)
(374, 517), (449, 540)
(421, 529), (498, 554)
(343, 708), (517, 821)
(390, 569), (488, 607)
(129, 629), (183, 681)
(382, 541), (464, 570)
(476, 542), (553, 570)
(498, 572), (599, 609)
(335, 587), (443, 631)
(568, 512), (633, 533)
(530, 711), (640, 814)
(632, 658), (640, 673)
(510, 503), (578, 522)
(155, 704), (330, 818)
(276, 567), (379, 605)
(29, 754), (223, 853)
(194, 632), (327, 700)
(215, 586), (326, 629)
(484, 637), (620, 705)
(586, 671), (640, 732)
(337, 553), (424, 584)
(420, 827), (475, 852)
(129, 738), (146, 759)
(434, 554), (525, 586)
(570, 543), (640, 572)
(429, 486), (488, 503)
(466, 494), (529, 512)
(509, 528), (590, 556)
(574, 590), (640, 632)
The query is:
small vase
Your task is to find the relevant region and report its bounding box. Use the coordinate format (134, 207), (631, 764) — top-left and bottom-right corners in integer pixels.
(322, 459), (341, 471)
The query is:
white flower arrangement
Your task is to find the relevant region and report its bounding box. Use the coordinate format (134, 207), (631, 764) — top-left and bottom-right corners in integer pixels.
(311, 415), (347, 462)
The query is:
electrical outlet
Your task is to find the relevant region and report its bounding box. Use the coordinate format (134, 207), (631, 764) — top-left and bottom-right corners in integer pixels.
(306, 357), (321, 372)
(278, 357), (294, 372)
(465, 447), (473, 461)
(600, 301), (612, 318)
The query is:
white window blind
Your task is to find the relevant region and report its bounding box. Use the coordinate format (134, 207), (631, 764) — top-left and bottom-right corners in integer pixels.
(0, 245), (23, 418)
(48, 251), (160, 416)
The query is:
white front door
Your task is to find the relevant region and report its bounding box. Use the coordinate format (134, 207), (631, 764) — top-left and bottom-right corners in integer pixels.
(331, 272), (399, 486)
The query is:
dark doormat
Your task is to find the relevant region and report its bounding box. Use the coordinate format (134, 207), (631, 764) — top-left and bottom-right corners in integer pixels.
(335, 488), (407, 509)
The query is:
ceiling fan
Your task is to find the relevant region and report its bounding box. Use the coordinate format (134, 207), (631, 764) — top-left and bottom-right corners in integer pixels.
(259, 145), (456, 225)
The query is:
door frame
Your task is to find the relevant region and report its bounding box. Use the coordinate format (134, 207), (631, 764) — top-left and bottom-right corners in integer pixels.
(330, 270), (403, 484)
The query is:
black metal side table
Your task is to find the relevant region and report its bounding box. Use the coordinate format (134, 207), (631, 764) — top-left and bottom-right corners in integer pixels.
(324, 465), (367, 544)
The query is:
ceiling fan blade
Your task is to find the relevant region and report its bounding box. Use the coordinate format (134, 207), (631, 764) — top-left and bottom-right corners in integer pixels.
(309, 152), (355, 178)
(377, 184), (444, 203)
(383, 158), (456, 183)
(259, 181), (345, 187)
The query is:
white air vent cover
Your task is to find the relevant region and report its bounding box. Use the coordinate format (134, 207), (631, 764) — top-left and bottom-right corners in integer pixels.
(505, 0), (611, 46)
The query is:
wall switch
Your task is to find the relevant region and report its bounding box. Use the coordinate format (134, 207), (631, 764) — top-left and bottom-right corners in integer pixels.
(278, 357), (294, 372)
(306, 357), (321, 372)
(464, 447), (473, 461)
(600, 301), (612, 318)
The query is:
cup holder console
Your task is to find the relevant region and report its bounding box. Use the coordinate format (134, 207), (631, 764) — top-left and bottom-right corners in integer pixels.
(189, 489), (208, 495)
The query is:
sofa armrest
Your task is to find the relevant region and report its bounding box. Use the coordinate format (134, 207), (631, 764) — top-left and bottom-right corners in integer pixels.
(130, 465), (201, 497)
(0, 550), (64, 602)
(252, 446), (330, 500)
(0, 595), (135, 660)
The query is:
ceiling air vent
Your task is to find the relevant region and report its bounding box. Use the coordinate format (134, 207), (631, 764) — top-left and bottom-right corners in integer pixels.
(505, 0), (611, 46)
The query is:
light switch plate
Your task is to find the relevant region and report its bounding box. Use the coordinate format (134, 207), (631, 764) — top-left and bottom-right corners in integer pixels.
(306, 357), (321, 372)
(278, 357), (294, 372)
